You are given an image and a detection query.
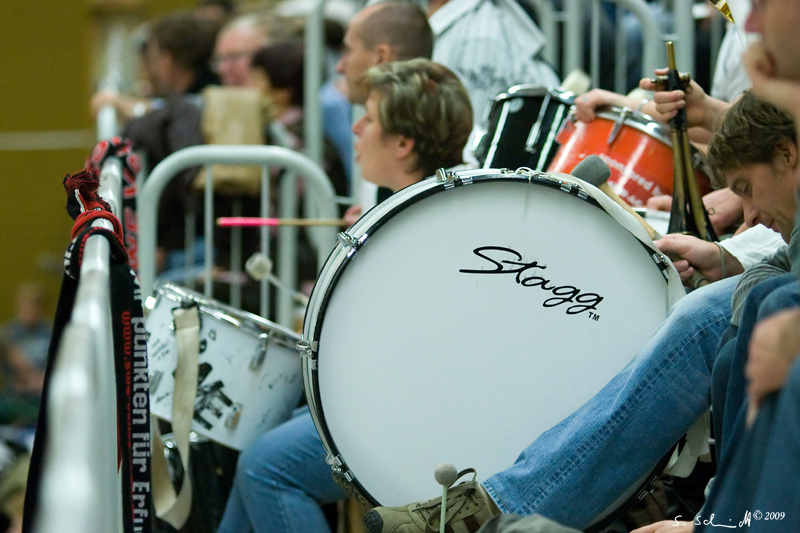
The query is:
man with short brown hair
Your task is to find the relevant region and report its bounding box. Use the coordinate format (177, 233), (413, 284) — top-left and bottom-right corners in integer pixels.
(335, 2), (433, 104)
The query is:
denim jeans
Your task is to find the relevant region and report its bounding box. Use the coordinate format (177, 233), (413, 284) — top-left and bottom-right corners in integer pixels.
(711, 274), (798, 455)
(697, 277), (800, 532)
(216, 408), (345, 533)
(483, 276), (739, 530)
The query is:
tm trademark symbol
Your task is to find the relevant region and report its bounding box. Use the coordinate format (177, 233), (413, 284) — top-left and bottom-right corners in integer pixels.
(589, 312), (599, 321)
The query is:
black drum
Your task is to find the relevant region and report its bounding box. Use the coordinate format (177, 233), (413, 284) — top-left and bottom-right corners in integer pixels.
(472, 85), (574, 171)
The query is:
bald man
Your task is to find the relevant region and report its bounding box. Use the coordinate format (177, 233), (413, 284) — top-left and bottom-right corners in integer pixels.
(336, 2), (433, 105)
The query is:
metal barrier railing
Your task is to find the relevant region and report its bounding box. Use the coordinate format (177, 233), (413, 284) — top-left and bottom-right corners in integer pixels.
(524, 0), (726, 95)
(138, 145), (339, 329)
(34, 158), (125, 533)
(304, 0), (326, 167)
(96, 22), (128, 141)
(554, 0), (665, 93)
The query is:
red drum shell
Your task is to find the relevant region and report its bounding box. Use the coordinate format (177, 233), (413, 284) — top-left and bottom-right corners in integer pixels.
(548, 108), (712, 207)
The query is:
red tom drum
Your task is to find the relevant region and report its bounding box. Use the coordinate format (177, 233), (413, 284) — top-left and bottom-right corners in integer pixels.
(548, 106), (712, 207)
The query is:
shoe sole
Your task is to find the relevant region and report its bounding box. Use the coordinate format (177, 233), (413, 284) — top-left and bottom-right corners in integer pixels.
(363, 510), (384, 533)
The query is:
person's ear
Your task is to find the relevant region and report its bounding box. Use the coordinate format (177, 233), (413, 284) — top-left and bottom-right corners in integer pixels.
(394, 136), (415, 160)
(375, 43), (393, 65)
(777, 139), (797, 169)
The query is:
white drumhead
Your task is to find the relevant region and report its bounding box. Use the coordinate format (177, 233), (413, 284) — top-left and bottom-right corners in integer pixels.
(305, 172), (678, 507)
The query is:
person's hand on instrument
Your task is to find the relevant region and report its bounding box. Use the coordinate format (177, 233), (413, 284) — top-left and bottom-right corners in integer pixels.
(746, 307), (800, 425)
(702, 188), (744, 235)
(743, 41), (800, 125)
(639, 68), (729, 134)
(573, 89), (639, 123)
(631, 520), (693, 533)
(343, 204), (363, 228)
(656, 233), (743, 285)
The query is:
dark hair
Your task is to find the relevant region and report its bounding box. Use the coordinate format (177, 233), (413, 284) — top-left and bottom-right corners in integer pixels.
(706, 90), (797, 188)
(358, 2), (433, 61)
(364, 59), (473, 176)
(196, 0), (236, 16)
(151, 11), (221, 74)
(251, 41), (305, 106)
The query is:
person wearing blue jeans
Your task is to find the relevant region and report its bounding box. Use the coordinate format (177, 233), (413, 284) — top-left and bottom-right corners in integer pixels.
(696, 277), (800, 531)
(365, 90), (798, 533)
(216, 59), (475, 533)
(481, 275), (737, 528)
(218, 274), (740, 533)
(217, 408), (345, 533)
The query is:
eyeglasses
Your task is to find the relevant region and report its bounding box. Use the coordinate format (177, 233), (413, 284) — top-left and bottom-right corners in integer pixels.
(708, 0), (735, 23)
(210, 51), (253, 71)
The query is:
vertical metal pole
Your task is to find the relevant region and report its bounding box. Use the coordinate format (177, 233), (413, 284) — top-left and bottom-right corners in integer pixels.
(673, 0), (695, 75)
(590, 0), (601, 89)
(304, 0), (326, 166)
(204, 164), (214, 298)
(260, 165), (271, 320)
(564, 0), (585, 77)
(230, 198), (242, 309)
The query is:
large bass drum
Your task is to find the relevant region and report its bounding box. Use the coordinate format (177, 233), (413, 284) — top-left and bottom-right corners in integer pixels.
(299, 169), (683, 515)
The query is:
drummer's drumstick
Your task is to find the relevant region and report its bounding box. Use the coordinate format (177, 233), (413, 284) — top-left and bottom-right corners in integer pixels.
(217, 217), (346, 227)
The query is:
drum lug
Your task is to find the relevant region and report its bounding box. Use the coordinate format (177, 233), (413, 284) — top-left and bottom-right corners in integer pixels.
(608, 107), (630, 144)
(297, 339), (318, 369)
(651, 251), (672, 280)
(436, 168), (473, 189)
(250, 333), (271, 371)
(337, 232), (368, 256)
(435, 167), (451, 183)
(327, 453), (354, 482)
(224, 403), (243, 429)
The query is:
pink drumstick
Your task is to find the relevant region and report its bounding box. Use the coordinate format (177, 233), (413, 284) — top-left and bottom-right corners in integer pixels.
(217, 217), (346, 227)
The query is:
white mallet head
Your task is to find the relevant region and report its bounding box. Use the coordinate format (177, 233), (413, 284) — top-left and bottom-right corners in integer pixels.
(434, 463), (458, 488)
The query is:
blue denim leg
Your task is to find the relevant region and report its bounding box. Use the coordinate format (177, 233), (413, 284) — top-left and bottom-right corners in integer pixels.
(712, 275), (798, 456)
(483, 276), (739, 530)
(697, 356), (800, 532)
(751, 358), (800, 531)
(217, 408), (345, 533)
(696, 278), (800, 532)
(711, 332), (736, 460)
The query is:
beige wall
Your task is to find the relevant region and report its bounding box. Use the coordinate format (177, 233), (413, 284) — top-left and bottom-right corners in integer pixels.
(0, 0), (195, 321)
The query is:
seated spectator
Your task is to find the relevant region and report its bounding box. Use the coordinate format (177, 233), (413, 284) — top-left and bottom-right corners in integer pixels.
(0, 284), (51, 425)
(250, 41), (348, 197)
(121, 10), (221, 274)
(216, 58), (473, 533)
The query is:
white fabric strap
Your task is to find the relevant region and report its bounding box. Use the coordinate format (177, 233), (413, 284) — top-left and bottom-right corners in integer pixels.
(664, 410), (712, 478)
(151, 305), (201, 528)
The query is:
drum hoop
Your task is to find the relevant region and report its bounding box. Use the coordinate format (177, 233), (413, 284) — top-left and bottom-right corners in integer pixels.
(152, 281), (301, 350)
(492, 84), (575, 105)
(594, 106), (672, 146)
(300, 169), (672, 506)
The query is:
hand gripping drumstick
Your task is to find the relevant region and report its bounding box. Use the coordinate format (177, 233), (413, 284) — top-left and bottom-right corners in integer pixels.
(570, 155), (661, 241)
(434, 463), (459, 533)
(218, 217), (346, 227)
(572, 155), (708, 286)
